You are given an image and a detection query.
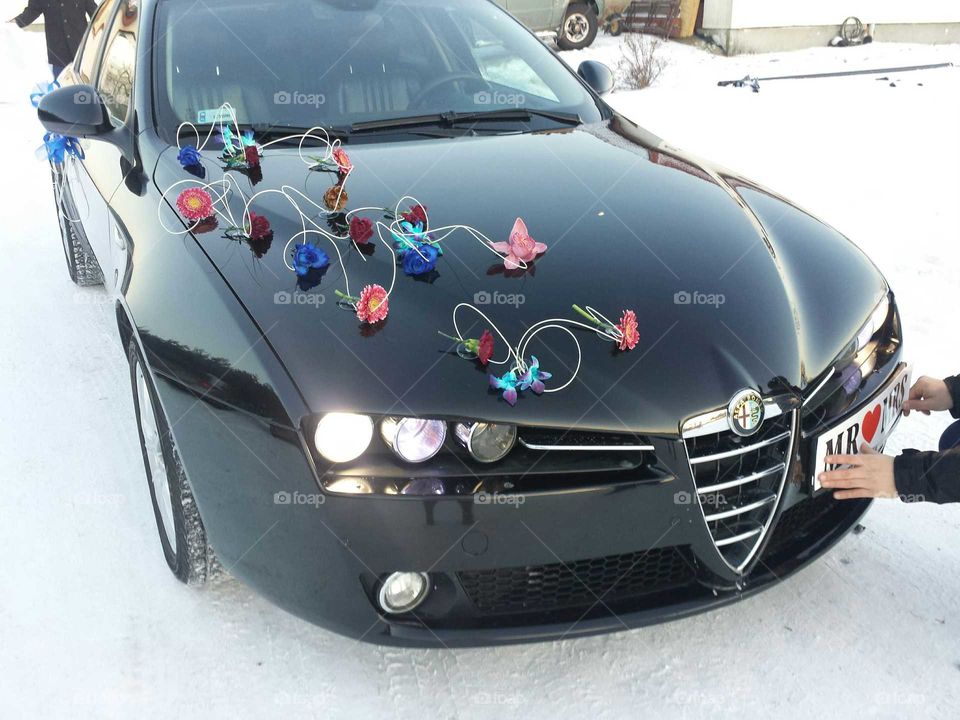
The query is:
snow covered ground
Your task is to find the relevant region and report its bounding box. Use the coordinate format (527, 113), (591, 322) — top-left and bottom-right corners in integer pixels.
(2, 26), (959, 720)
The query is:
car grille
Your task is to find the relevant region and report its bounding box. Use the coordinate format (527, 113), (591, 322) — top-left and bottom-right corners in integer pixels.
(457, 546), (695, 615)
(517, 427), (652, 450)
(682, 406), (797, 572)
(760, 491), (843, 562)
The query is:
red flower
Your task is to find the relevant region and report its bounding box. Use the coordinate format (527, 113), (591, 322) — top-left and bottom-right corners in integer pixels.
(356, 284), (389, 324)
(401, 204), (428, 228)
(349, 216), (374, 244)
(176, 187), (214, 221)
(615, 310), (639, 351)
(477, 329), (494, 365)
(248, 211), (271, 241)
(244, 145), (260, 168)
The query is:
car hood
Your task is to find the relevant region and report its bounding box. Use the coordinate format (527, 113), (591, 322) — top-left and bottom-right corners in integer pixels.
(154, 116), (887, 435)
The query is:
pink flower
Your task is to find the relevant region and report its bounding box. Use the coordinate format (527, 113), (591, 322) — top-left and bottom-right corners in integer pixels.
(176, 187), (214, 221)
(356, 284), (389, 324)
(489, 218), (547, 270)
(615, 310), (639, 351)
(333, 147), (352, 175)
(349, 216), (374, 244)
(477, 329), (494, 365)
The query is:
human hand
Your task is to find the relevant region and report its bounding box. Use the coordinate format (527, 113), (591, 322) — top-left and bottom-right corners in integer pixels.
(902, 375), (953, 416)
(819, 443), (896, 499)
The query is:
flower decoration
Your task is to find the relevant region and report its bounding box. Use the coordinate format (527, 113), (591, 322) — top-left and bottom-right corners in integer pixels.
(349, 216), (374, 244)
(244, 145), (261, 169)
(333, 147), (352, 175)
(193, 217), (219, 235)
(572, 304), (640, 351)
(337, 285), (389, 324)
(401, 204), (428, 228)
(489, 370), (520, 406)
(176, 187), (214, 222)
(220, 128), (261, 169)
(248, 211), (272, 242)
(41, 132), (84, 163)
(518, 356), (552, 394)
(489, 218), (546, 270)
(400, 243), (439, 276)
(291, 241), (330, 277)
(324, 185), (349, 211)
(438, 328), (495, 366)
(615, 310), (640, 351)
(177, 145), (203, 170)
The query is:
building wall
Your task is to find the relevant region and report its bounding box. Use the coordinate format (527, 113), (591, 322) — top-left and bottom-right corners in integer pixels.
(703, 0), (960, 30)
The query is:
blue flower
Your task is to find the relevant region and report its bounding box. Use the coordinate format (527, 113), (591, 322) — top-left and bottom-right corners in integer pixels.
(518, 356), (552, 395)
(217, 127), (234, 150)
(400, 243), (439, 276)
(178, 144), (202, 169)
(241, 129), (256, 147)
(291, 242), (330, 277)
(489, 370), (519, 406)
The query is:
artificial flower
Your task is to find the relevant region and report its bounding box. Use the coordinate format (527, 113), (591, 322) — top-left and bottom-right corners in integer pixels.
(248, 211), (271, 242)
(400, 243), (439, 276)
(401, 204), (428, 228)
(244, 145), (261, 168)
(291, 241), (330, 277)
(615, 310), (639, 351)
(489, 218), (547, 270)
(356, 284), (389, 324)
(518, 356), (552, 394)
(324, 185), (348, 211)
(489, 370), (519, 406)
(477, 330), (495, 365)
(333, 147), (352, 175)
(216, 126), (234, 149)
(176, 187), (214, 221)
(177, 144), (202, 169)
(240, 129), (256, 147)
(349, 216), (374, 244)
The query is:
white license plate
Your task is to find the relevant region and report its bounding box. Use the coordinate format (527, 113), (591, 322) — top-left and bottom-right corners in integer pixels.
(811, 364), (911, 491)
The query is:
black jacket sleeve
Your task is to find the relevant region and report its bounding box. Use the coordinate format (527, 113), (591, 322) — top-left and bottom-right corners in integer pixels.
(14, 0), (44, 27)
(85, 0), (98, 18)
(946, 374), (960, 419)
(894, 448), (960, 504)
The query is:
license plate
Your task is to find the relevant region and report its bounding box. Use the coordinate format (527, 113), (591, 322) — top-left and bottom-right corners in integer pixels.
(811, 363), (911, 491)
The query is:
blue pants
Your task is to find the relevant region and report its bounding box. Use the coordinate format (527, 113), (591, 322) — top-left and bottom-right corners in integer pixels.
(51, 64), (65, 80)
(940, 420), (960, 451)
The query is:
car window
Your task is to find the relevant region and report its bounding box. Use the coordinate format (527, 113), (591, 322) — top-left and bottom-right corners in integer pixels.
(153, 0), (602, 137)
(77, 0), (119, 84)
(97, 0), (140, 125)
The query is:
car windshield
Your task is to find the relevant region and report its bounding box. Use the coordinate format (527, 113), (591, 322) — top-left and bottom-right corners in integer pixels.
(153, 0), (604, 139)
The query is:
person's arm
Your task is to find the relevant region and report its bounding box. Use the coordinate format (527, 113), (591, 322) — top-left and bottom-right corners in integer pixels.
(9, 0), (43, 26)
(894, 447), (960, 504)
(945, 374), (960, 418)
(84, 0), (98, 19)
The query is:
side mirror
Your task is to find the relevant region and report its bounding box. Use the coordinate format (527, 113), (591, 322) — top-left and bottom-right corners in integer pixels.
(37, 84), (111, 137)
(37, 84), (136, 163)
(577, 60), (615, 96)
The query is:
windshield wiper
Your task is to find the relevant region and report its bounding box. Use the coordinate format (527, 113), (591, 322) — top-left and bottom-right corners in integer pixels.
(176, 124), (351, 143)
(350, 109), (581, 133)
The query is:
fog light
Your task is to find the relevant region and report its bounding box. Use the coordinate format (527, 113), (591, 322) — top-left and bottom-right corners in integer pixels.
(454, 422), (517, 463)
(381, 417), (446, 463)
(378, 572), (430, 614)
(314, 413), (373, 463)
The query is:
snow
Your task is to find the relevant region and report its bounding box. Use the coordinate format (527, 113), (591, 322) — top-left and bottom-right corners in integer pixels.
(2, 25), (959, 720)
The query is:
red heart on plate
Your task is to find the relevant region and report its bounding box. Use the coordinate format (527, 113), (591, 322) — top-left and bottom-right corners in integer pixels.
(861, 404), (882, 444)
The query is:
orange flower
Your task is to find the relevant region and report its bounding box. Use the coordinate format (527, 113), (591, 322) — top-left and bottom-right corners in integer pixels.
(324, 184), (348, 211)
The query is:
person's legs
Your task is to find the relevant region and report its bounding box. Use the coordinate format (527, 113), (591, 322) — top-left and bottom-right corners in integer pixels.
(938, 420), (960, 451)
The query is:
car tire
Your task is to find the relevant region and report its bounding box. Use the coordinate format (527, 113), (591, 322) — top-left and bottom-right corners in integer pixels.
(128, 339), (223, 585)
(558, 4), (598, 50)
(51, 162), (103, 287)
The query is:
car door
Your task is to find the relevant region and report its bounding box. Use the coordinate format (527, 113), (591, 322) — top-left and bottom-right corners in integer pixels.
(68, 0), (139, 294)
(506, 0), (561, 31)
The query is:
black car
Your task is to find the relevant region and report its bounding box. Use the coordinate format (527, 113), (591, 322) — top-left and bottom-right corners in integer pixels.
(38, 0), (907, 646)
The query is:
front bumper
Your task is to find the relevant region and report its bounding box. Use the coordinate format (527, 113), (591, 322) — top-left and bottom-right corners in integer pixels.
(156, 321), (901, 648)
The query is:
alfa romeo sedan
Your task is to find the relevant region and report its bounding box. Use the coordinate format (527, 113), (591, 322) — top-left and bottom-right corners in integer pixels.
(39, 0), (907, 645)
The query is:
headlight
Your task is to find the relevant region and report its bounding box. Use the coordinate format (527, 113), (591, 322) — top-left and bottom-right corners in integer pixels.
(380, 417), (446, 463)
(314, 412), (374, 463)
(855, 295), (890, 352)
(454, 422), (517, 463)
